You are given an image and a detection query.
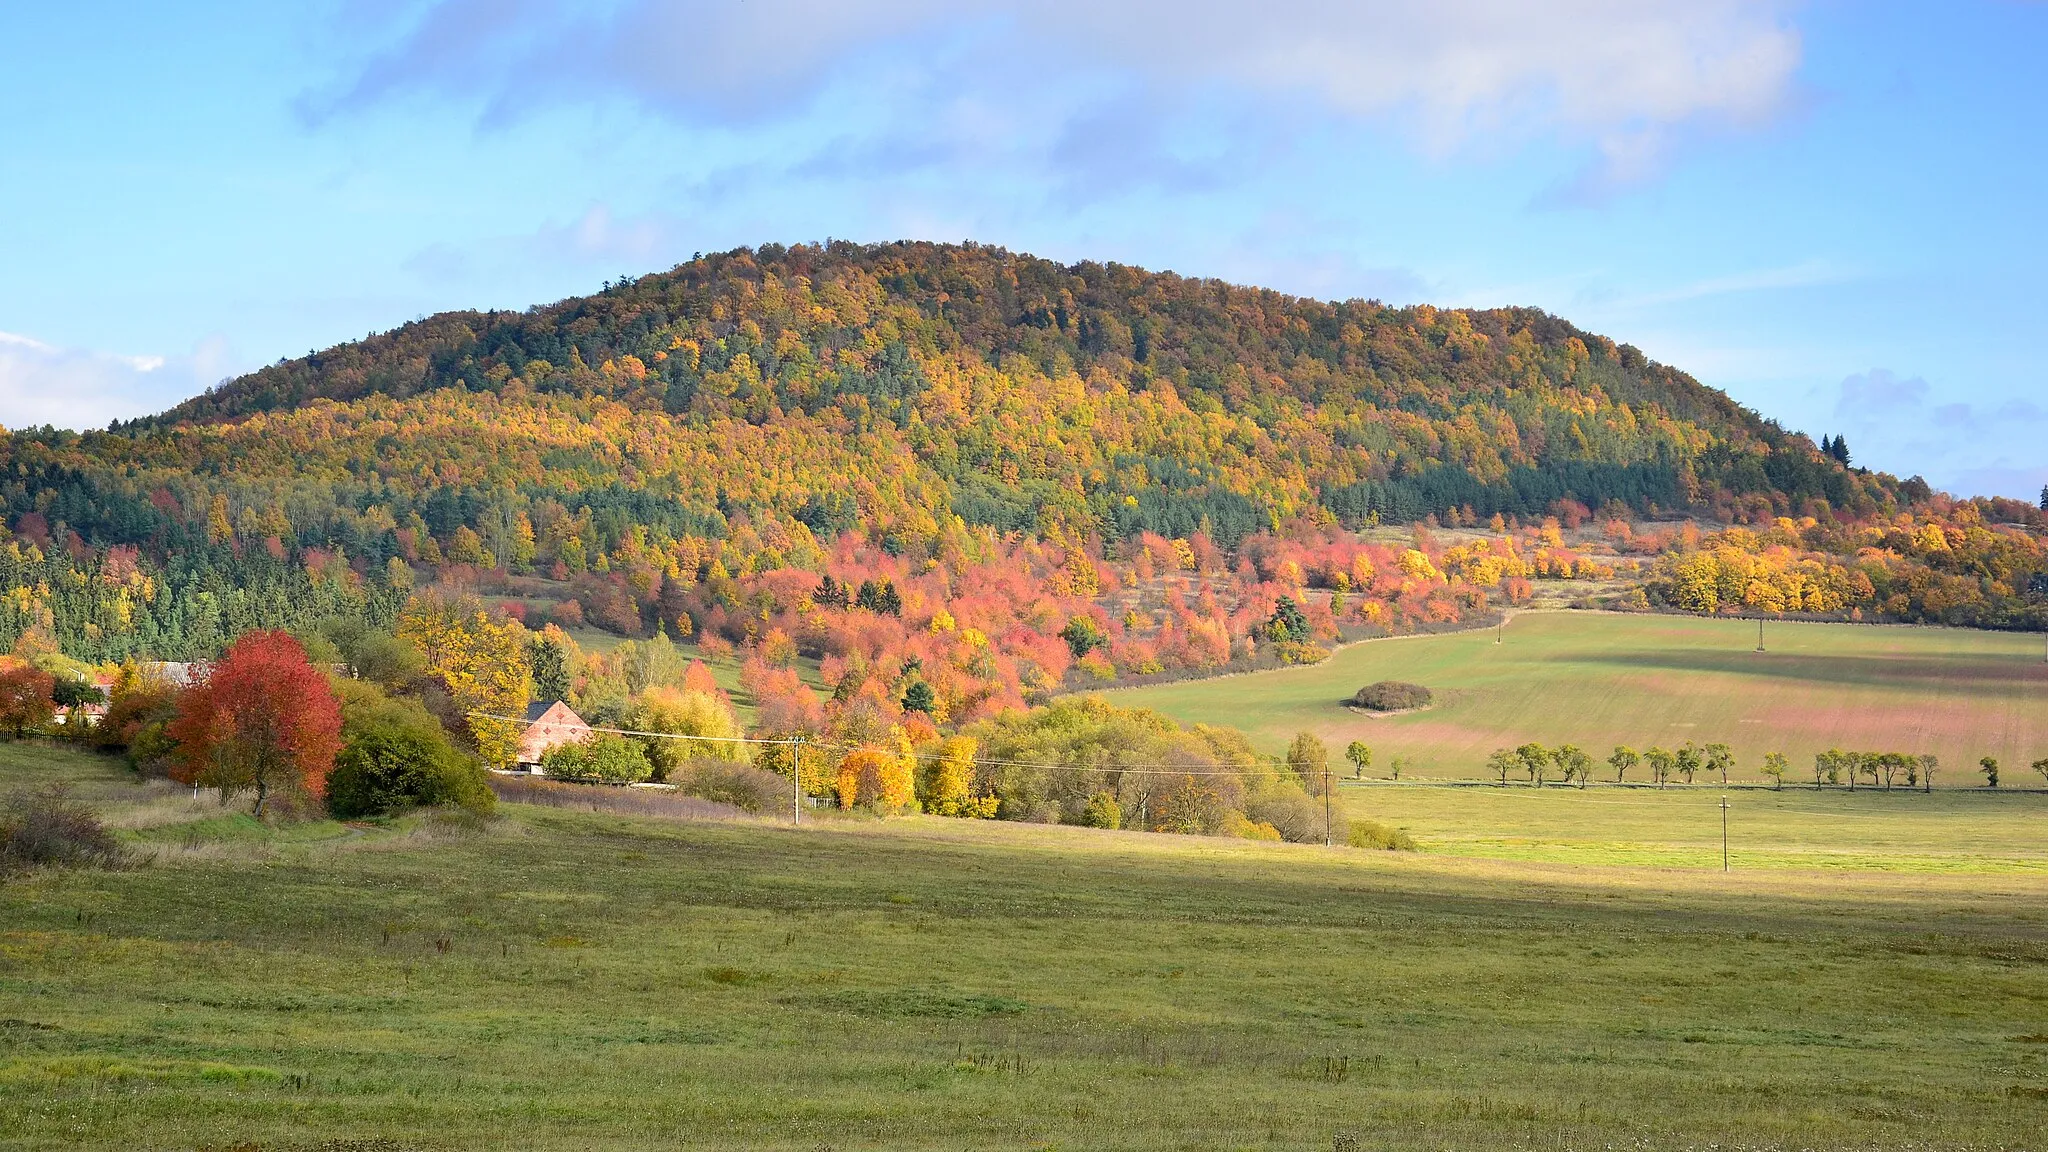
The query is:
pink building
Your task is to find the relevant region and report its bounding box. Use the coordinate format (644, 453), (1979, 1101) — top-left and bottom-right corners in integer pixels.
(517, 700), (591, 770)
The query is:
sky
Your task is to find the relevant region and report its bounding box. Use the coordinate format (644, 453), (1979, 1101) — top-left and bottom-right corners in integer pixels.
(0, 0), (2043, 500)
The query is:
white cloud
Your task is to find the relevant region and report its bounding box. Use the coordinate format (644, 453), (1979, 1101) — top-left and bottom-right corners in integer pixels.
(0, 331), (234, 431)
(312, 0), (1804, 194)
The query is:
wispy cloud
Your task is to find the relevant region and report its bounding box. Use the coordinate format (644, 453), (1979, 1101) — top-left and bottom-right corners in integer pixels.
(1602, 259), (1856, 310)
(307, 0), (1805, 199)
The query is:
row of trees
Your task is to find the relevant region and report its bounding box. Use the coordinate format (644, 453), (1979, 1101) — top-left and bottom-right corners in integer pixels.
(1472, 742), (2048, 790)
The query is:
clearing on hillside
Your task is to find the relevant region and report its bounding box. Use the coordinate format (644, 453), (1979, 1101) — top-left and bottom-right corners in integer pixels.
(1113, 611), (2048, 782)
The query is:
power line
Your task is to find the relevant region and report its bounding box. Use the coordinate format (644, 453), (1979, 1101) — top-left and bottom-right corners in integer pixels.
(472, 712), (1305, 779)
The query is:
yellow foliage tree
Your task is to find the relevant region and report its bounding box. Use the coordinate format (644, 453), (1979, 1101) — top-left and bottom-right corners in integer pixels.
(919, 734), (994, 818)
(398, 591), (531, 766)
(835, 731), (918, 814)
(628, 686), (745, 779)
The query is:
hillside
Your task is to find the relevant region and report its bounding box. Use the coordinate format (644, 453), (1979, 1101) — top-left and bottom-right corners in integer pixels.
(34, 241), (1885, 549)
(0, 242), (2038, 700)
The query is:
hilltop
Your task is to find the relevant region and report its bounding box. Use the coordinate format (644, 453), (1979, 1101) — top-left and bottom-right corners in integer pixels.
(1, 242), (2039, 696)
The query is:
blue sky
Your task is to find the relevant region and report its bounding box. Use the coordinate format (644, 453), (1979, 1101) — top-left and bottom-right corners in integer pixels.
(1, 0), (2042, 500)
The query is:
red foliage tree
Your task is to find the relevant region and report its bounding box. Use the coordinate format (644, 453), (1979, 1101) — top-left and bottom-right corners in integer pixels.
(167, 631), (344, 816)
(0, 663), (56, 738)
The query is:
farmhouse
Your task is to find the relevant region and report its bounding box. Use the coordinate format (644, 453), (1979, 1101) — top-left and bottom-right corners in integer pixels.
(518, 699), (591, 770)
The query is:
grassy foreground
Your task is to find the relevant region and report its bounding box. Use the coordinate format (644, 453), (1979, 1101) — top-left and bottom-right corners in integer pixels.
(1114, 611), (2048, 780)
(4, 747), (2048, 1150)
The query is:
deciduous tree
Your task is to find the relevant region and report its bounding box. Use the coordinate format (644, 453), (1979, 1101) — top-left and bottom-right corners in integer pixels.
(167, 631), (344, 816)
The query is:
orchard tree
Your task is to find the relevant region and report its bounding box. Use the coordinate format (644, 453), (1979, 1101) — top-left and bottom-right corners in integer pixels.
(1645, 746), (1675, 788)
(1556, 744), (1592, 789)
(0, 663), (56, 738)
(1345, 740), (1372, 779)
(1608, 746), (1640, 784)
(167, 631), (344, 817)
(1675, 743), (1703, 786)
(1703, 743), (1735, 786)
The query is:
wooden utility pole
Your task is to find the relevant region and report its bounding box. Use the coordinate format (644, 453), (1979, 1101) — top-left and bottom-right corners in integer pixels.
(1756, 618), (1766, 652)
(1324, 767), (1333, 847)
(1720, 796), (1730, 873)
(791, 735), (803, 826)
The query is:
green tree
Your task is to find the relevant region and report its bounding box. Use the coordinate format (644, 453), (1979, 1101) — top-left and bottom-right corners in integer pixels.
(1703, 743), (1735, 786)
(1761, 752), (1789, 790)
(1917, 754), (1938, 793)
(528, 635), (570, 703)
(1555, 744), (1592, 789)
(542, 734), (652, 783)
(901, 680), (936, 714)
(2033, 757), (2048, 787)
(1674, 743), (1702, 785)
(1265, 597), (1311, 645)
(1980, 756), (1999, 788)
(1608, 745), (1640, 784)
(1344, 740), (1372, 779)
(1645, 746), (1675, 788)
(1515, 742), (1551, 787)
(1486, 748), (1519, 786)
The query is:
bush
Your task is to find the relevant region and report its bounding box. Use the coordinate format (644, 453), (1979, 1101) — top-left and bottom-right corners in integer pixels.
(1, 787), (122, 871)
(329, 725), (495, 819)
(670, 759), (788, 813)
(1347, 819), (1418, 852)
(1350, 681), (1433, 711)
(542, 734), (653, 783)
(1244, 788), (1323, 844)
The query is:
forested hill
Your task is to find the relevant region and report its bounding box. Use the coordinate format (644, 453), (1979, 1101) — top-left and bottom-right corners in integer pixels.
(27, 239), (1880, 551)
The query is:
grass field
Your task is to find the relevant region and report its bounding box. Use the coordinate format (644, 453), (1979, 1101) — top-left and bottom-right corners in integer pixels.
(1113, 611), (2048, 783)
(5, 744), (2048, 1149)
(1342, 782), (2048, 872)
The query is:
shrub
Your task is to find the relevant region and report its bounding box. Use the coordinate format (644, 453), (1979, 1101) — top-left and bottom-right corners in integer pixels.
(328, 725), (495, 819)
(1347, 819), (1418, 851)
(1350, 681), (1433, 711)
(91, 677), (177, 754)
(670, 759), (789, 813)
(1244, 788), (1321, 844)
(1, 787), (122, 871)
(1081, 790), (1122, 830)
(542, 734), (654, 784)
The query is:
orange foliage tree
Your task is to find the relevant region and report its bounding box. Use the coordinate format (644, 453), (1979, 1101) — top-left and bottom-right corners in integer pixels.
(168, 631), (343, 816)
(0, 662), (55, 738)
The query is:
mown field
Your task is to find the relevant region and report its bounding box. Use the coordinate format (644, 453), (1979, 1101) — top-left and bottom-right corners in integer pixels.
(1115, 611), (2048, 782)
(4, 745), (2048, 1150)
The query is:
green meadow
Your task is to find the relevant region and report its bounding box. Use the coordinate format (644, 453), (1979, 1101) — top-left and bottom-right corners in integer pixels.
(5, 744), (2048, 1150)
(1114, 611), (2048, 781)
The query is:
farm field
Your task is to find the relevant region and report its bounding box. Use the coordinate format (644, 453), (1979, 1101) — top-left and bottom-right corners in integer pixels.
(1114, 611), (2048, 782)
(1342, 782), (2048, 872)
(5, 747), (2048, 1150)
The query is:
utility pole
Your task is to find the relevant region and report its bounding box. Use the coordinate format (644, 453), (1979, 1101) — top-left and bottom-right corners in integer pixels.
(1720, 796), (1730, 873)
(1756, 617), (1765, 653)
(791, 735), (803, 826)
(1324, 767), (1333, 847)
